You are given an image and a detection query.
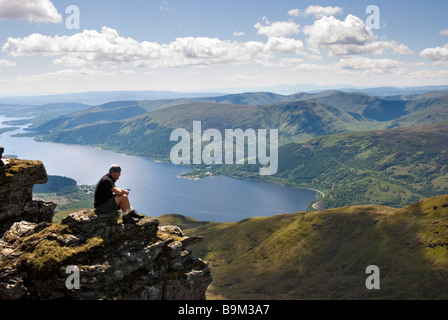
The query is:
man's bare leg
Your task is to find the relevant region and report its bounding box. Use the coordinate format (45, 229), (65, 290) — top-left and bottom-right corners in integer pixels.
(115, 194), (131, 213)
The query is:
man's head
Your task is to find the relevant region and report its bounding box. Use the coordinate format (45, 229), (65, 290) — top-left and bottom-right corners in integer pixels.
(109, 164), (121, 180)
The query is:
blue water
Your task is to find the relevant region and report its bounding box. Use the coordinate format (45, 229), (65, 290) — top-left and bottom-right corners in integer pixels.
(0, 115), (316, 222)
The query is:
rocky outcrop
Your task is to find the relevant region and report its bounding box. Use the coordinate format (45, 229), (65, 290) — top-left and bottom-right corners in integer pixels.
(0, 154), (56, 237)
(0, 149), (212, 300)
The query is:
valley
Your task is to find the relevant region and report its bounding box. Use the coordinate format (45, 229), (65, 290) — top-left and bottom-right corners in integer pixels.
(2, 86), (447, 300)
(7, 87), (448, 210)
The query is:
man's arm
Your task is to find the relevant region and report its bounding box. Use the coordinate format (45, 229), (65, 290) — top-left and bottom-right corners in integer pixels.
(111, 186), (129, 196)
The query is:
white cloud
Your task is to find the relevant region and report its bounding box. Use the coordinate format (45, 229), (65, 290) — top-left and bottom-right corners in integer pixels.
(292, 63), (328, 72)
(303, 14), (412, 56)
(264, 37), (304, 54)
(254, 20), (300, 38)
(404, 69), (448, 78)
(303, 14), (376, 55)
(0, 59), (16, 69)
(233, 31), (245, 37)
(288, 6), (343, 19)
(420, 44), (448, 61)
(382, 40), (414, 55)
(3, 26), (303, 69)
(287, 9), (300, 17)
(335, 57), (405, 75)
(0, 0), (61, 23)
(260, 58), (330, 73)
(304, 5), (343, 18)
(274, 58), (304, 67)
(439, 29), (448, 36)
(268, 57), (405, 75)
(432, 61), (448, 67)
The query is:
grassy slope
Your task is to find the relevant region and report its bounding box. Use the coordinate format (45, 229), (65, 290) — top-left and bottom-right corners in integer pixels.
(41, 117), (448, 210)
(38, 99), (384, 161)
(278, 122), (448, 208)
(31, 90), (448, 163)
(205, 122), (448, 209)
(157, 194), (448, 300)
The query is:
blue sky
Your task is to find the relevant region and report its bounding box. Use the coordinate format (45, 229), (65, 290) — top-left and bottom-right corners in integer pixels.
(0, 0), (447, 95)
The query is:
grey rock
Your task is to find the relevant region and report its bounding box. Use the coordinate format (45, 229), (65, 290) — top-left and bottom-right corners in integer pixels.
(0, 156), (212, 300)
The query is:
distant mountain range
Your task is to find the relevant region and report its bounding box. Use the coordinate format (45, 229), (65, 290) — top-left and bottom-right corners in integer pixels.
(1, 85), (447, 105)
(6, 87), (448, 209)
(30, 88), (448, 149)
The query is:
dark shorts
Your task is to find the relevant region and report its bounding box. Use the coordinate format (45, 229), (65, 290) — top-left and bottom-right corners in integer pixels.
(96, 197), (120, 213)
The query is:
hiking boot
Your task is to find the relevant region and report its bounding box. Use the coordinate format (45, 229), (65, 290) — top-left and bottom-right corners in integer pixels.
(122, 213), (138, 224)
(128, 210), (145, 220)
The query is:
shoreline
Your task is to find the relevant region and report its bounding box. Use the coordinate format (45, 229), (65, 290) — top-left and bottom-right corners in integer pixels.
(181, 169), (326, 212)
(309, 188), (326, 210)
(7, 119), (325, 215)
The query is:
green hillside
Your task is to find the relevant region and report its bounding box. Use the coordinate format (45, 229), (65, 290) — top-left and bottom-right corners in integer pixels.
(28, 90), (448, 209)
(31, 90), (448, 150)
(33, 98), (386, 159)
(198, 91), (289, 105)
(157, 194), (448, 300)
(206, 122), (448, 209)
(279, 122), (448, 208)
(33, 175), (94, 212)
(293, 90), (408, 121)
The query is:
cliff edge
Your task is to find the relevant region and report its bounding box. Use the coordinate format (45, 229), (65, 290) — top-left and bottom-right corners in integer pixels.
(0, 149), (212, 300)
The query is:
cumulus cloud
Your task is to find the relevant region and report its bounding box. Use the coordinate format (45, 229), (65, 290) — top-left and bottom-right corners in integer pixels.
(303, 14), (376, 55)
(265, 56), (406, 75)
(2, 26), (306, 69)
(287, 9), (300, 17)
(382, 40), (414, 55)
(304, 5), (343, 18)
(420, 44), (448, 61)
(439, 29), (448, 36)
(0, 0), (62, 23)
(404, 68), (448, 78)
(254, 20), (300, 38)
(291, 63), (328, 72)
(288, 6), (343, 18)
(0, 59), (16, 69)
(264, 37), (303, 54)
(335, 56), (405, 75)
(303, 14), (412, 56)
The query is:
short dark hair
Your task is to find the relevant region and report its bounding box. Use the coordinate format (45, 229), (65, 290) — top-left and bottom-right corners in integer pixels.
(109, 164), (121, 173)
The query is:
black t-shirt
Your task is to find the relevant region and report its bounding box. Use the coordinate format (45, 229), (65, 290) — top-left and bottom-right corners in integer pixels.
(94, 174), (116, 208)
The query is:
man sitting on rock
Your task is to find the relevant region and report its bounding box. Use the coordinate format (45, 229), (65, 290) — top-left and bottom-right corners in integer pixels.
(94, 164), (144, 223)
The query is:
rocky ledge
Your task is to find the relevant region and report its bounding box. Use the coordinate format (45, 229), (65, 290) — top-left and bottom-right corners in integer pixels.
(0, 149), (212, 300)
(0, 157), (56, 236)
